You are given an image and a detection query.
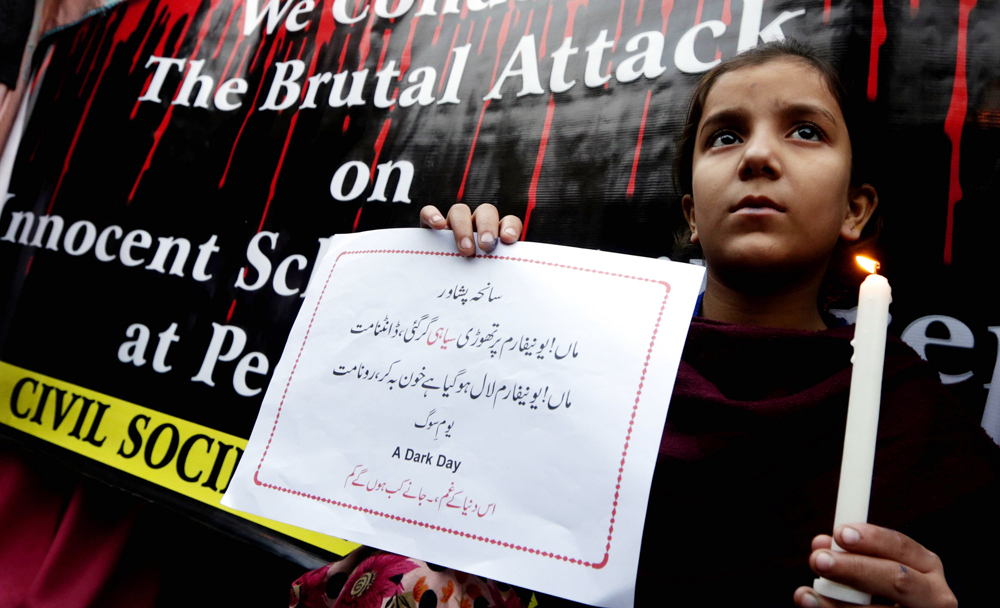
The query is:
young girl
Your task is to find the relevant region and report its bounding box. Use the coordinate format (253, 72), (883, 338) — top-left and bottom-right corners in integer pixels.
(293, 41), (1000, 607)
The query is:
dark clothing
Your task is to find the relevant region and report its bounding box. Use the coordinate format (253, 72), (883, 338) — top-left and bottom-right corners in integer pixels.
(0, 0), (33, 89)
(636, 317), (1000, 605)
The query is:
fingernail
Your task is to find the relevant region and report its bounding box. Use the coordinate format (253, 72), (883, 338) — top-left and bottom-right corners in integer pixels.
(841, 526), (860, 545)
(801, 592), (819, 608)
(504, 227), (518, 238)
(432, 215), (444, 223)
(460, 237), (473, 250)
(816, 552), (834, 572)
(481, 232), (495, 244)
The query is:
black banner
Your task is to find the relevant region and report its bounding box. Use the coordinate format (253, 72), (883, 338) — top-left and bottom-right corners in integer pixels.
(2, 0), (999, 551)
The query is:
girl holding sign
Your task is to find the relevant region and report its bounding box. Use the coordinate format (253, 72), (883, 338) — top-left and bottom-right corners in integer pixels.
(293, 41), (1000, 607)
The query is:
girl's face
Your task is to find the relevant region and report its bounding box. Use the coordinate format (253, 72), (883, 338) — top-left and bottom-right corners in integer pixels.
(682, 58), (875, 285)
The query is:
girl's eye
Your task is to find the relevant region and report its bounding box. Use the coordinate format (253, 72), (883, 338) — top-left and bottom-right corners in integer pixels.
(708, 131), (741, 148)
(790, 124), (823, 141)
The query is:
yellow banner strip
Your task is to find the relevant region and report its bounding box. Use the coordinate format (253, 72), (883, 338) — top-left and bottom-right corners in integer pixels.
(0, 360), (359, 557)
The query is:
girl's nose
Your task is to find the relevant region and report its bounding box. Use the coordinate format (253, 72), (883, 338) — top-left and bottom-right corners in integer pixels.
(738, 134), (782, 181)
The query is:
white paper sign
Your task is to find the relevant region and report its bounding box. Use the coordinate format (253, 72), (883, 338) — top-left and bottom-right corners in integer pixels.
(223, 228), (704, 607)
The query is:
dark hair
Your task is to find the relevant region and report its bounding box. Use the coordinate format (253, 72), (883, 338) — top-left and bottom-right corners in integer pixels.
(670, 39), (881, 305)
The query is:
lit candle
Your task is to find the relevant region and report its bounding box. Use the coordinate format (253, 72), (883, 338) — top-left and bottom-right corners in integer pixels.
(813, 256), (892, 605)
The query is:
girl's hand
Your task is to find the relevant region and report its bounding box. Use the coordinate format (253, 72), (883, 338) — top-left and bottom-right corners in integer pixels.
(419, 204), (523, 257)
(793, 524), (957, 608)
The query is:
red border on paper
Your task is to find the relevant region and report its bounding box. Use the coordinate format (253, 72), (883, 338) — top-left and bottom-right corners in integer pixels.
(254, 248), (671, 569)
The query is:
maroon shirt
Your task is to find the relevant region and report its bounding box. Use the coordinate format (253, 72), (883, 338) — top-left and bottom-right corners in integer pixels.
(636, 317), (1000, 605)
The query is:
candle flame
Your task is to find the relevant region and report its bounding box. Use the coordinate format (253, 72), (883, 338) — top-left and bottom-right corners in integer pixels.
(856, 256), (879, 274)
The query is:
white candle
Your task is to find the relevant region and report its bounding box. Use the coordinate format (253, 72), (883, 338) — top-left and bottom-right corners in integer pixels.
(813, 262), (892, 605)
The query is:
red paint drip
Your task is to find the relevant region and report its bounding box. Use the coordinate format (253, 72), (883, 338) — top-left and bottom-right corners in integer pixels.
(190, 0), (226, 64)
(433, 14), (445, 46)
(439, 23), (462, 92)
(30, 47), (53, 94)
(251, 35), (267, 72)
(212, 3), (239, 60)
(25, 256), (33, 275)
(626, 90), (652, 198)
(478, 16), (492, 55)
(458, 3), (515, 201)
(376, 28), (393, 73)
(614, 0), (626, 50)
(493, 11), (513, 85)
(352, 207), (364, 232)
(514, 9), (520, 25)
(722, 0), (731, 25)
(343, 115), (351, 132)
(823, 0), (831, 24)
(76, 22), (100, 75)
(661, 0), (672, 35)
(694, 0), (703, 24)
(866, 0), (886, 101)
(220, 30), (287, 189)
(371, 118), (392, 183)
(131, 6), (166, 73)
(50, 10), (123, 213)
(565, 0), (588, 40)
(130, 106), (175, 202)
(457, 100), (490, 201)
(130, 74), (153, 119)
(29, 130), (43, 162)
(604, 59), (612, 88)
(539, 3), (551, 56)
(943, 0), (976, 265)
(460, 0), (469, 19)
(80, 18), (114, 94)
(235, 43), (252, 75)
(400, 16), (420, 75)
(524, 95), (556, 240)
(215, 8), (248, 88)
(226, 299), (237, 322)
(910, 0), (919, 17)
(259, 112), (299, 232)
(524, 9), (533, 35)
(339, 34), (352, 71)
(358, 8), (379, 68)
(635, 0), (645, 26)
(69, 24), (86, 57)
(467, 20), (475, 45)
(131, 0), (223, 199)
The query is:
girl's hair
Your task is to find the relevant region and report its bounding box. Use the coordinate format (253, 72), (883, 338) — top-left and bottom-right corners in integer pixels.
(670, 39), (881, 306)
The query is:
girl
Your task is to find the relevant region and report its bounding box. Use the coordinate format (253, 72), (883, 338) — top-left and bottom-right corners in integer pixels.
(294, 41), (999, 607)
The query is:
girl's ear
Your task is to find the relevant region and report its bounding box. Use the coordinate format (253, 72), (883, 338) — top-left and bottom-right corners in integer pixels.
(682, 194), (699, 243)
(840, 184), (878, 242)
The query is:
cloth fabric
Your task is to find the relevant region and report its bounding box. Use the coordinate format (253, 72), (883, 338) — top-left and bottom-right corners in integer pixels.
(295, 317), (1000, 606)
(290, 547), (527, 608)
(636, 316), (1000, 604)
(0, 445), (160, 608)
(0, 0), (33, 89)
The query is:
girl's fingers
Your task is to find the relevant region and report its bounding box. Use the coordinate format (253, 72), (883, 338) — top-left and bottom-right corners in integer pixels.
(812, 534), (833, 552)
(499, 214), (523, 243)
(793, 586), (871, 608)
(833, 524), (942, 574)
(809, 550), (950, 608)
(420, 205), (448, 229)
(447, 203), (476, 256)
(471, 204), (500, 251)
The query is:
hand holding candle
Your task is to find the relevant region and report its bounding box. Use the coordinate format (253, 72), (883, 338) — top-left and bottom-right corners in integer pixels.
(813, 257), (892, 605)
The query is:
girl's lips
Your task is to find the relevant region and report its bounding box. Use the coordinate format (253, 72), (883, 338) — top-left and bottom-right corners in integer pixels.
(731, 195), (786, 213)
(733, 206), (784, 215)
